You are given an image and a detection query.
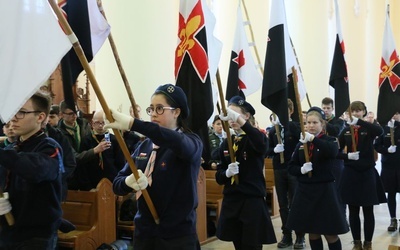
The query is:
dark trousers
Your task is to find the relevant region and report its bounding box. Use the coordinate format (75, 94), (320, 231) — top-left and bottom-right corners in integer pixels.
(274, 168), (297, 235)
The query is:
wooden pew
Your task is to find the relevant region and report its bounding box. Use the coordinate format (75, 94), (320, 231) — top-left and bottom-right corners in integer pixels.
(115, 193), (135, 239)
(58, 178), (116, 249)
(204, 170), (223, 223)
(113, 169), (207, 245)
(264, 158), (279, 217)
(196, 167), (207, 244)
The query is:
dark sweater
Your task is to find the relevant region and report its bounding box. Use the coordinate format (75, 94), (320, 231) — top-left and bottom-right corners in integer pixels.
(374, 120), (400, 168)
(113, 119), (202, 239)
(0, 132), (63, 246)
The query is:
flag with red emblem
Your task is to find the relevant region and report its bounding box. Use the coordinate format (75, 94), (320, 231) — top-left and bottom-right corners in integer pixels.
(377, 7), (400, 125)
(225, 5), (262, 101)
(175, 0), (221, 164)
(329, 0), (350, 119)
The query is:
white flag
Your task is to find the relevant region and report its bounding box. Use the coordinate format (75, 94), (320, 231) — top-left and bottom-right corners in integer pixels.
(87, 0), (111, 56)
(0, 0), (71, 122)
(226, 6), (262, 99)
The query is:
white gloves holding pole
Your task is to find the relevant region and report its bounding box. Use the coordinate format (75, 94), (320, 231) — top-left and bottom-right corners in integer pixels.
(274, 144), (285, 153)
(388, 119), (395, 128)
(388, 145), (397, 153)
(299, 132), (314, 143)
(0, 192), (11, 216)
(226, 162), (239, 178)
(347, 117), (359, 126)
(348, 151), (360, 160)
(103, 109), (134, 131)
(271, 115), (280, 126)
(219, 108), (241, 123)
(301, 162), (313, 174)
(125, 170), (148, 191)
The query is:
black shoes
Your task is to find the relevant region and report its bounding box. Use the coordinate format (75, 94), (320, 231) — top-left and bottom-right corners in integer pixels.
(277, 234), (293, 248)
(388, 217), (398, 232)
(293, 235), (306, 249)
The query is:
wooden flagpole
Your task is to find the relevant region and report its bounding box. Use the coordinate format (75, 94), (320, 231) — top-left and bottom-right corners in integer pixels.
(0, 188), (14, 226)
(216, 70), (239, 184)
(391, 127), (395, 146)
(272, 114), (285, 164)
(347, 108), (357, 152)
(97, 0), (139, 119)
(240, 0), (284, 163)
(292, 67), (311, 177)
(289, 37), (312, 108)
(48, 0), (159, 224)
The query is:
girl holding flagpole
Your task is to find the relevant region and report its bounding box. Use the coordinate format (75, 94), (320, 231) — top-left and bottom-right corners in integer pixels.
(216, 96), (276, 250)
(286, 107), (348, 250)
(374, 112), (400, 232)
(338, 101), (385, 250)
(106, 84), (202, 250)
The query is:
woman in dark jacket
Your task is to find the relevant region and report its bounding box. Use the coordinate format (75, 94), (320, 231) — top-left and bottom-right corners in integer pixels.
(374, 112), (400, 232)
(338, 101), (385, 250)
(107, 84), (202, 250)
(287, 107), (349, 250)
(216, 96), (276, 250)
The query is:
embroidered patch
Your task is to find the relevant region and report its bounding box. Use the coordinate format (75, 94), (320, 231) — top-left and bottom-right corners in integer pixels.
(136, 152), (148, 161)
(167, 86), (175, 93)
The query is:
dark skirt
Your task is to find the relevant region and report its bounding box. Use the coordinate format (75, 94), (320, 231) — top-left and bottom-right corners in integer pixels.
(287, 182), (349, 235)
(380, 167), (400, 193)
(339, 167), (386, 206)
(216, 196), (277, 245)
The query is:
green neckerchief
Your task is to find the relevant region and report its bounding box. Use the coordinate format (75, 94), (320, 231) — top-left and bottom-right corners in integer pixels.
(64, 120), (81, 152)
(326, 114), (335, 123)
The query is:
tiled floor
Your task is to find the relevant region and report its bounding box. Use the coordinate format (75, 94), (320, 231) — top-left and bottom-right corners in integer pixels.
(202, 157), (398, 250)
(201, 201), (400, 249)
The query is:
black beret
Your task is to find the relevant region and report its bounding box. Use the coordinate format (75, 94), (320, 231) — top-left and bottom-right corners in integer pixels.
(307, 106), (326, 120)
(228, 96), (255, 116)
(154, 84), (189, 119)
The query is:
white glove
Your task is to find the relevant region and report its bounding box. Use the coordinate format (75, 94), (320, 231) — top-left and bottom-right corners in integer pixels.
(300, 162), (313, 174)
(348, 151), (360, 160)
(274, 144), (284, 153)
(388, 119), (395, 128)
(226, 162), (239, 178)
(219, 108), (241, 123)
(299, 132), (315, 143)
(125, 170), (148, 191)
(270, 115), (280, 126)
(0, 192), (11, 216)
(347, 117), (359, 126)
(103, 109), (134, 131)
(388, 145), (397, 153)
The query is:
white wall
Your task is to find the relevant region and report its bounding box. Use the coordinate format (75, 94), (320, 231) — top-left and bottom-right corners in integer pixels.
(92, 0), (400, 129)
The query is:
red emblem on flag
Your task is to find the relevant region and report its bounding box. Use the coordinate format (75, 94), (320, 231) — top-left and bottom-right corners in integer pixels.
(175, 1), (209, 82)
(379, 50), (400, 92)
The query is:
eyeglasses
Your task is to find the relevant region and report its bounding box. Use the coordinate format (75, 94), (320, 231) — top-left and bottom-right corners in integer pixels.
(92, 121), (105, 126)
(146, 106), (176, 116)
(14, 110), (42, 119)
(63, 111), (77, 116)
